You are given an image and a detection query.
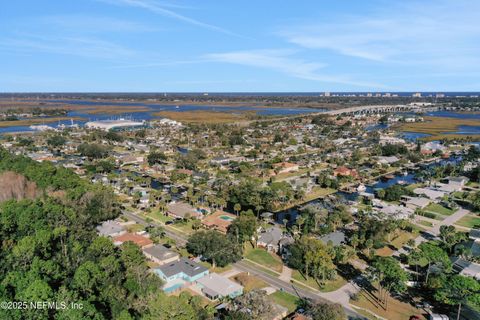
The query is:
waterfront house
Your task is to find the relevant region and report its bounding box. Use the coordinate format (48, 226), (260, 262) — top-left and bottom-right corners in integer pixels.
(319, 231), (346, 246)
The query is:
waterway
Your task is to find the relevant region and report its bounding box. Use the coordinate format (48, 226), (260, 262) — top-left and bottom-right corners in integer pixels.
(0, 100), (325, 134)
(275, 154), (464, 224)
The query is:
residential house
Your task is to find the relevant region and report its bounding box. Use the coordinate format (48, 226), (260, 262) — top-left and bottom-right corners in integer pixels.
(319, 231), (346, 246)
(452, 257), (480, 280)
(257, 226), (292, 253)
(142, 244), (180, 265)
(333, 166), (358, 178)
(272, 162), (299, 174)
(196, 273), (243, 300)
(167, 201), (203, 219)
(401, 196), (431, 210)
(113, 233), (153, 249)
(413, 188), (446, 201)
(154, 258), (209, 292)
(376, 156), (400, 165)
(97, 220), (126, 238)
(201, 210), (236, 234)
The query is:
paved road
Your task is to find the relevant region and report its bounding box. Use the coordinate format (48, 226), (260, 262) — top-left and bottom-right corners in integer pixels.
(122, 210), (188, 246)
(123, 210), (366, 319)
(234, 260), (366, 319)
(394, 208), (471, 257)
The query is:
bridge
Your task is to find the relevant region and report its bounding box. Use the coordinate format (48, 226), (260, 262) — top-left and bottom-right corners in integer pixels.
(323, 104), (427, 116)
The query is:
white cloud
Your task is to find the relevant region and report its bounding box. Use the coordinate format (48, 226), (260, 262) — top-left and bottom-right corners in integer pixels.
(279, 0), (480, 69)
(204, 49), (386, 88)
(0, 35), (135, 59)
(97, 0), (242, 37)
(39, 15), (159, 33)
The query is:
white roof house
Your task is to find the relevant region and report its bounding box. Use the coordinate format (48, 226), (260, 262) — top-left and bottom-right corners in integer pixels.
(196, 273), (243, 300)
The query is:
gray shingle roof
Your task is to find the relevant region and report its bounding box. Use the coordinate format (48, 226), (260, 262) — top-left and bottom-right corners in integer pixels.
(157, 257), (208, 278)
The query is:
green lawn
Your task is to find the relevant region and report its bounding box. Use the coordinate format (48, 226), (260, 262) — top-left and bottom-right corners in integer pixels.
(425, 203), (455, 216)
(244, 247), (284, 272)
(419, 220), (433, 227)
(231, 273), (268, 292)
(291, 269), (347, 292)
(390, 230), (418, 249)
(269, 291), (300, 313)
(242, 260), (280, 277)
(455, 215), (480, 228)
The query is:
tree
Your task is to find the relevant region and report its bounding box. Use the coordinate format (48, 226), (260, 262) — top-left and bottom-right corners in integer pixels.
(234, 203), (241, 215)
(227, 212), (257, 246)
(77, 143), (109, 159)
(368, 256), (408, 310)
(229, 290), (275, 320)
(147, 226), (166, 243)
(286, 237), (336, 284)
(439, 225), (466, 253)
(147, 152), (167, 166)
(434, 275), (480, 320)
(186, 230), (242, 267)
(409, 242), (451, 284)
(303, 300), (346, 320)
(47, 135), (66, 147)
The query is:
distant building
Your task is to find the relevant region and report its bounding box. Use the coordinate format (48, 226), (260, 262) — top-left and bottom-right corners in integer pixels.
(412, 92), (422, 98)
(85, 119), (145, 131)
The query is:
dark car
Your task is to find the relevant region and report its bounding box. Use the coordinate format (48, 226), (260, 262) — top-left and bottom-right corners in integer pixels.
(165, 220), (174, 225)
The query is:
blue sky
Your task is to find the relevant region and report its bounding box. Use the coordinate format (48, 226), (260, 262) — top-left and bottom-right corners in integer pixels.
(1, 0), (479, 92)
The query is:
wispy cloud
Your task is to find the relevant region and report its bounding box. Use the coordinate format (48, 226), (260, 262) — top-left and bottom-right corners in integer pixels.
(279, 0), (480, 69)
(97, 0), (242, 37)
(39, 15), (159, 33)
(204, 49), (386, 88)
(0, 34), (135, 59)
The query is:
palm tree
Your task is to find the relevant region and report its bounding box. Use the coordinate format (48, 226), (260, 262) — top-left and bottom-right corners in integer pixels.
(234, 203), (241, 216)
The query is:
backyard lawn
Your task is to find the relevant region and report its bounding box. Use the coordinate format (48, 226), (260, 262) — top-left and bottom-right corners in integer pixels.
(425, 203), (454, 216)
(351, 290), (426, 320)
(269, 291), (301, 313)
(231, 272), (268, 292)
(391, 230), (418, 249)
(244, 246), (284, 273)
(455, 215), (480, 228)
(291, 269), (347, 292)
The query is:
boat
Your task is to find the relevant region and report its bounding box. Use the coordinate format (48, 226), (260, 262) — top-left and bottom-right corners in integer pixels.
(384, 174), (395, 180)
(356, 184), (366, 192)
(175, 105), (180, 109)
(397, 180), (407, 185)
